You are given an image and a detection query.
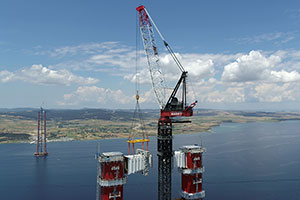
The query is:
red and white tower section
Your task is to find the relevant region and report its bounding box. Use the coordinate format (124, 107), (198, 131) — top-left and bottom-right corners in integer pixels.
(96, 150), (152, 200)
(97, 152), (127, 200)
(175, 145), (205, 200)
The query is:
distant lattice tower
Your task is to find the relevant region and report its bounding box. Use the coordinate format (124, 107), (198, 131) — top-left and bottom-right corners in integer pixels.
(175, 145), (205, 200)
(34, 107), (48, 157)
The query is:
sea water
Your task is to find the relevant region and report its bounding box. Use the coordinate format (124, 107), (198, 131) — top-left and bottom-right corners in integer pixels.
(1, 120), (300, 200)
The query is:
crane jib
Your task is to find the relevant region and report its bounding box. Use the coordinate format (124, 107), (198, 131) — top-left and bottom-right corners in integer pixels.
(136, 5), (197, 118)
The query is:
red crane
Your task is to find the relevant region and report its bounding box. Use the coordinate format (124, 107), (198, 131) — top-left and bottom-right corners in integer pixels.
(136, 5), (197, 200)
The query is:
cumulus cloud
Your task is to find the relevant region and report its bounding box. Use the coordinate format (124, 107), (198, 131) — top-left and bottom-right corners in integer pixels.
(251, 83), (296, 102)
(33, 42), (300, 106)
(204, 87), (245, 103)
(0, 64), (99, 86)
(269, 70), (300, 82)
(222, 51), (281, 82)
(187, 79), (246, 104)
(124, 53), (216, 89)
(124, 49), (300, 104)
(160, 53), (215, 79)
(58, 86), (133, 106)
(221, 50), (300, 83)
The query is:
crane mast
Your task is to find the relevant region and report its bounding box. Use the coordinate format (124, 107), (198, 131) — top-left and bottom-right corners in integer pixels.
(136, 5), (197, 200)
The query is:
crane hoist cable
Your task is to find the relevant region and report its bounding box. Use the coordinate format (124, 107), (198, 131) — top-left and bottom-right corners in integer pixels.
(127, 12), (150, 155)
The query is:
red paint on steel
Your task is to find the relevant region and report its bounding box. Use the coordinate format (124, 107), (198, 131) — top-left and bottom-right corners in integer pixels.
(181, 173), (202, 193)
(100, 162), (124, 180)
(44, 110), (47, 153)
(136, 5), (144, 12)
(160, 109), (193, 118)
(36, 111), (40, 153)
(133, 143), (135, 155)
(100, 186), (123, 200)
(186, 152), (202, 169)
(136, 5), (151, 26)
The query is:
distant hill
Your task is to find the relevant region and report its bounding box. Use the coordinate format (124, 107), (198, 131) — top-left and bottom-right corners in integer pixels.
(0, 108), (159, 121)
(1, 108), (300, 121)
(1, 108), (300, 144)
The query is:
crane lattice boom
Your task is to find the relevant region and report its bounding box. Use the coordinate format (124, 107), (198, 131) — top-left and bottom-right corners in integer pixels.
(136, 5), (197, 118)
(136, 5), (166, 109)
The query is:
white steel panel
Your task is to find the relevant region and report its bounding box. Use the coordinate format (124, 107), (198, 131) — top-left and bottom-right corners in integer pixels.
(175, 151), (186, 168)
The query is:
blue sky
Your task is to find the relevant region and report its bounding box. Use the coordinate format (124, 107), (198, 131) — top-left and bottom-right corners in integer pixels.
(0, 0), (300, 110)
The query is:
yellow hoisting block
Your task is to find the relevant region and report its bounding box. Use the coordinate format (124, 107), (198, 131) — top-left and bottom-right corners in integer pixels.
(127, 138), (150, 144)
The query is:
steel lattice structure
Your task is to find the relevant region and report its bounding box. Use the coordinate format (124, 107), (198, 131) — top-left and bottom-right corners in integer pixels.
(137, 6), (166, 109)
(137, 5), (198, 200)
(157, 120), (173, 200)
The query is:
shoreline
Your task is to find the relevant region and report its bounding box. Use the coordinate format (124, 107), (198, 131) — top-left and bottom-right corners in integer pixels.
(2, 118), (299, 145)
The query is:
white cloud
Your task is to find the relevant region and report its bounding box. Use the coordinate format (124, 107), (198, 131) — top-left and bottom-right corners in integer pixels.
(0, 70), (15, 83)
(58, 86), (133, 106)
(204, 87), (245, 103)
(124, 53), (216, 88)
(32, 42), (300, 107)
(159, 53), (215, 79)
(0, 64), (99, 86)
(41, 42), (119, 57)
(221, 50), (300, 83)
(45, 42), (221, 84)
(269, 70), (300, 82)
(124, 69), (152, 84)
(139, 90), (156, 104)
(89, 50), (136, 70)
(187, 79), (246, 104)
(222, 51), (281, 82)
(252, 83), (296, 102)
(233, 32), (295, 44)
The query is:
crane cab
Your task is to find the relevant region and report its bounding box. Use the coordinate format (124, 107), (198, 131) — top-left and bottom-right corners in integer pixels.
(160, 72), (197, 118)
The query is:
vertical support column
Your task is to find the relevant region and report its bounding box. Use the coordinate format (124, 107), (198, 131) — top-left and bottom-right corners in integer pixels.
(158, 117), (172, 200)
(128, 142), (130, 155)
(40, 108), (43, 153)
(133, 143), (135, 155)
(35, 111), (40, 155)
(97, 152), (127, 200)
(43, 110), (47, 153)
(176, 145), (205, 200)
(147, 140), (149, 151)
